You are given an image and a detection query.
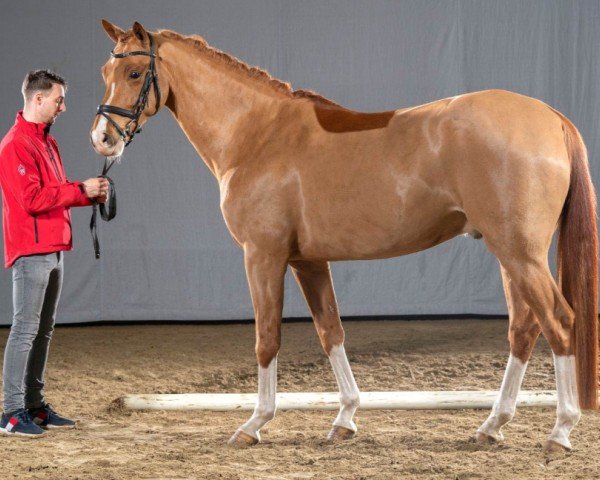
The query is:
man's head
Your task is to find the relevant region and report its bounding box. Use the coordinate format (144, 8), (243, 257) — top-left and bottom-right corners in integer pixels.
(22, 70), (67, 125)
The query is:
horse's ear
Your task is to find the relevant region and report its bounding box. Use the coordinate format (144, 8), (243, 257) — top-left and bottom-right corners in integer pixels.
(101, 19), (124, 43)
(132, 22), (149, 45)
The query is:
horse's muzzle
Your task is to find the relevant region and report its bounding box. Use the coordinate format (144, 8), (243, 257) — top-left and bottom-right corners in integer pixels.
(90, 130), (123, 158)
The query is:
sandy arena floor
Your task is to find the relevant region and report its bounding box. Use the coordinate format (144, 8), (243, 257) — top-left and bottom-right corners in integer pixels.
(0, 319), (599, 479)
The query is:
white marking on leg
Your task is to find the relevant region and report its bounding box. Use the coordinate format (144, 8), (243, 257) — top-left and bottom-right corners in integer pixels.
(549, 354), (580, 449)
(239, 358), (277, 441)
(477, 354), (527, 441)
(329, 344), (360, 432)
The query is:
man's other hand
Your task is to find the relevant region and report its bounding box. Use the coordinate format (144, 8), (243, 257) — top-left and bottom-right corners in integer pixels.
(83, 177), (109, 198)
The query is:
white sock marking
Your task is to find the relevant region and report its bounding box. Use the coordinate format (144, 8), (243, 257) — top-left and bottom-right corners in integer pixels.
(477, 354), (527, 441)
(239, 358), (277, 441)
(549, 354), (580, 449)
(329, 344), (360, 432)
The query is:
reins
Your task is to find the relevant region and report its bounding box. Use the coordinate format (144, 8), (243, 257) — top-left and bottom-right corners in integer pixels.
(89, 157), (116, 259)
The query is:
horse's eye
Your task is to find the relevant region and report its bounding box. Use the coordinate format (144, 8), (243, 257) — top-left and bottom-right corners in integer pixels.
(129, 71), (141, 79)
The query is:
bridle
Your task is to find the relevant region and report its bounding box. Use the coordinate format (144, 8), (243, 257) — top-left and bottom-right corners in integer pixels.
(91, 32), (161, 259)
(96, 32), (161, 147)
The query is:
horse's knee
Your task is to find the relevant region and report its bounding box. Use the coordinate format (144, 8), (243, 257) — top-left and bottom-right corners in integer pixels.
(256, 337), (280, 368)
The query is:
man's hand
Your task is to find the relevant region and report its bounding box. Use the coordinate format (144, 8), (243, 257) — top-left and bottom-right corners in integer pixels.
(83, 177), (109, 199)
(96, 194), (108, 204)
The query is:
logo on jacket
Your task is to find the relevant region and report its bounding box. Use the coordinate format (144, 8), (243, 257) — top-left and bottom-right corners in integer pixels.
(17, 164), (26, 176)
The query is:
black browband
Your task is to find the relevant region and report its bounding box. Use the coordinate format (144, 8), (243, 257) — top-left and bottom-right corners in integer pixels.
(96, 32), (161, 147)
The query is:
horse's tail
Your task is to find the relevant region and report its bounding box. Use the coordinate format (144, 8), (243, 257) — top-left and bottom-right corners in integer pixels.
(557, 112), (599, 409)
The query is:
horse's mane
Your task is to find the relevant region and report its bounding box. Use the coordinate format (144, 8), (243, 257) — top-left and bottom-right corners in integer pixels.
(158, 29), (343, 108)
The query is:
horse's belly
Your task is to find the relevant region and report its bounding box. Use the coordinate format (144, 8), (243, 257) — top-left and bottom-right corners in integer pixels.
(293, 201), (467, 262)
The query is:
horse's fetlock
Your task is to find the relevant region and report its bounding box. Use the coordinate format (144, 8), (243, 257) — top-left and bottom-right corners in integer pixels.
(255, 405), (276, 422)
(558, 407), (580, 427)
(495, 410), (514, 425)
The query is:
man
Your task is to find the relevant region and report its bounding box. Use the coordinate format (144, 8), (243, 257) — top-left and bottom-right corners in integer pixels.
(0, 70), (108, 437)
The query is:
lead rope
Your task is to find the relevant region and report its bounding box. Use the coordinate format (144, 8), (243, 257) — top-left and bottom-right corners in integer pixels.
(90, 157), (117, 259)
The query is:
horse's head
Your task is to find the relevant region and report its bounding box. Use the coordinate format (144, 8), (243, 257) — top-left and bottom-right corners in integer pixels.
(90, 20), (166, 157)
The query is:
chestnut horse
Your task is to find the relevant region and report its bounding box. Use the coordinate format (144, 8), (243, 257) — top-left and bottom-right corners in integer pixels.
(90, 21), (598, 452)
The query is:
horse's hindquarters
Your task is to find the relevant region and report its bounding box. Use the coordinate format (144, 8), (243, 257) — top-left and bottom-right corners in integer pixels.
(446, 92), (571, 255)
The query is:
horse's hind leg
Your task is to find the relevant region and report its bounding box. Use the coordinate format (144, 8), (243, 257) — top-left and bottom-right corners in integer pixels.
(476, 266), (541, 443)
(486, 248), (580, 452)
(291, 260), (360, 442)
(228, 247), (288, 447)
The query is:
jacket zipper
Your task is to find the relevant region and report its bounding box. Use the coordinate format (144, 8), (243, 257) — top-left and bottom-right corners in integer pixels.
(33, 215), (39, 243)
(45, 143), (64, 182)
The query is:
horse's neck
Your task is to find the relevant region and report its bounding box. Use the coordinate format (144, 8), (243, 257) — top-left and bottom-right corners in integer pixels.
(161, 40), (287, 180)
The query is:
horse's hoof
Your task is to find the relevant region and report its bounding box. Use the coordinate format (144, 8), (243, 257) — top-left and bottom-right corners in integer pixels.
(543, 440), (570, 456)
(474, 431), (500, 445)
(327, 426), (355, 443)
(227, 429), (259, 448)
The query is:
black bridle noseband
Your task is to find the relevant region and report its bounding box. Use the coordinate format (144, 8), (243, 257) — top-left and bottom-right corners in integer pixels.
(96, 33), (161, 147)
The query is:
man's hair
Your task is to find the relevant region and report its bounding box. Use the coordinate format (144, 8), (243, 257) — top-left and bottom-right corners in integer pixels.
(21, 69), (67, 101)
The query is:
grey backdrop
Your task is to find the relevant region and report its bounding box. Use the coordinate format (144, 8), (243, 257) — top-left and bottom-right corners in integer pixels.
(0, 0), (598, 324)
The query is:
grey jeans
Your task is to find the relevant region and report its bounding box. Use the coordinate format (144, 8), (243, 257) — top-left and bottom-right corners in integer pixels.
(2, 252), (63, 413)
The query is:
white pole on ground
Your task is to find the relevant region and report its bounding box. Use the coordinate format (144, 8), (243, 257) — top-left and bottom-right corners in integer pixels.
(118, 390), (560, 411)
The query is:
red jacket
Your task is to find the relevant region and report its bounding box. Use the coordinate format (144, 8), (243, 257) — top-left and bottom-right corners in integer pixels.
(0, 112), (91, 268)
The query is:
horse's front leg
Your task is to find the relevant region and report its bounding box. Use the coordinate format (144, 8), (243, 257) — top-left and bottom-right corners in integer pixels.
(228, 247), (287, 447)
(291, 260), (360, 442)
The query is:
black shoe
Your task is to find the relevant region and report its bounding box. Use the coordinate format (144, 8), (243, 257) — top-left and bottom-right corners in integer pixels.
(0, 409), (46, 437)
(28, 403), (76, 429)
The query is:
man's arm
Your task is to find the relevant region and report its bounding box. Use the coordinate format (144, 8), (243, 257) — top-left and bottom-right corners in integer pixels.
(0, 140), (105, 214)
